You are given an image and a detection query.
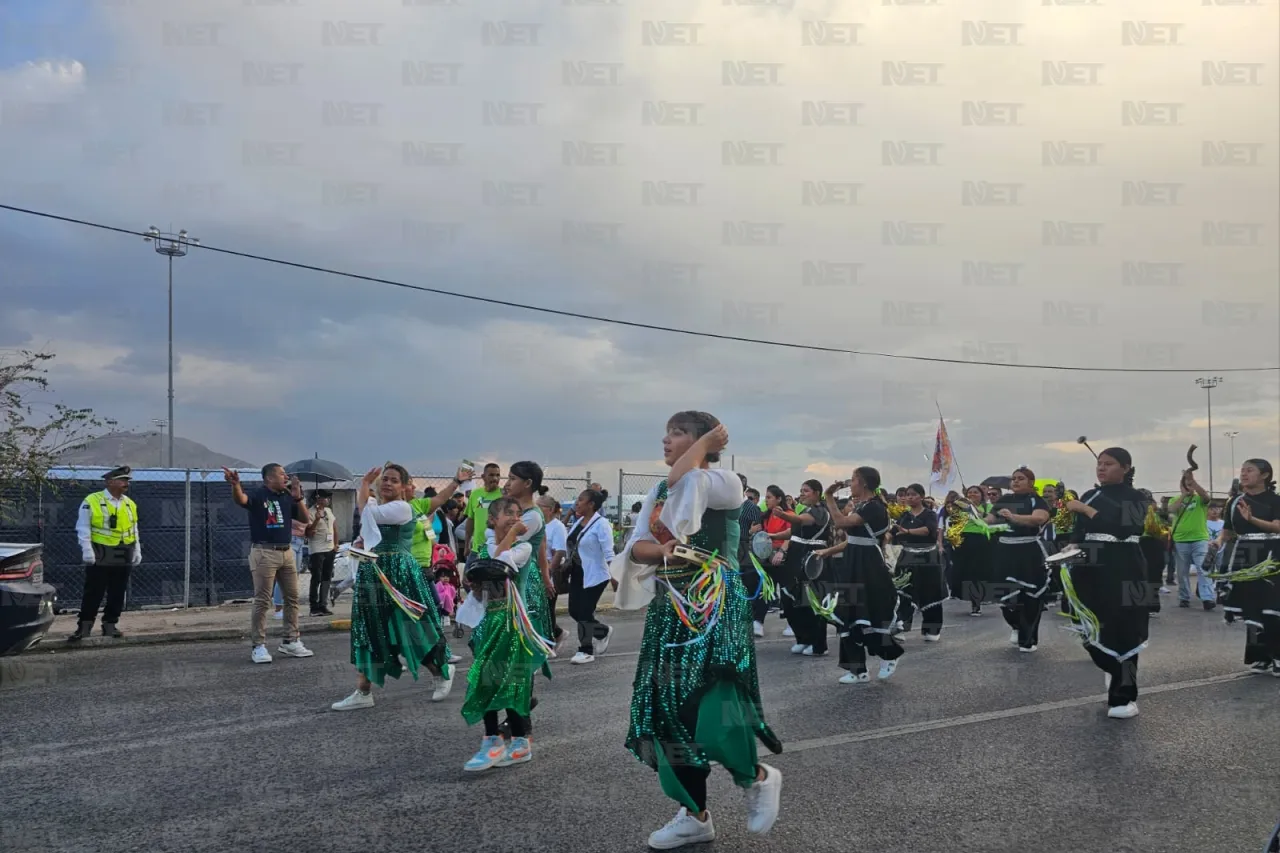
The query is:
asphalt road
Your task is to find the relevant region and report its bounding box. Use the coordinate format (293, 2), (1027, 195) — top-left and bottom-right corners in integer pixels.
(3, 600), (1278, 853)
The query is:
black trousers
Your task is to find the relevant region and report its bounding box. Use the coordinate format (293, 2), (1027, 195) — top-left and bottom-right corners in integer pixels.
(839, 628), (904, 673)
(77, 544), (132, 624)
(1087, 646), (1139, 706)
(308, 550), (336, 610)
(788, 598), (828, 653)
(568, 570), (609, 654)
(743, 559), (769, 623)
(484, 709), (528, 738)
(1001, 593), (1045, 648)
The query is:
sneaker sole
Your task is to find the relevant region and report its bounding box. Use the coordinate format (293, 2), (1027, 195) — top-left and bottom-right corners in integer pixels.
(462, 762), (499, 773)
(496, 753), (531, 767)
(277, 649), (314, 658)
(648, 828), (716, 850)
(747, 766), (782, 835)
(331, 702), (373, 711)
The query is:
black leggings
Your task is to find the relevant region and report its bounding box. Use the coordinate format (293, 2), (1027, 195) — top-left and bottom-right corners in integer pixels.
(308, 551), (335, 609)
(484, 710), (528, 738)
(1086, 647), (1139, 706)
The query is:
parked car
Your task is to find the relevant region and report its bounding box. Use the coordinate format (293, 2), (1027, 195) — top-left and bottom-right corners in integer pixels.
(0, 543), (56, 656)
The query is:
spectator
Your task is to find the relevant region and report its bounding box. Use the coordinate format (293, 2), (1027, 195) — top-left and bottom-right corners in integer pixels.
(223, 464), (315, 664)
(736, 477), (767, 637)
(1169, 469), (1215, 610)
(306, 491), (339, 616)
(463, 463), (504, 568)
(566, 488), (615, 664)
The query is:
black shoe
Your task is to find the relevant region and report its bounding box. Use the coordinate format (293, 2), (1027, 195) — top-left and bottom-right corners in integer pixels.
(1203, 601), (1216, 611)
(101, 624), (123, 638)
(67, 621), (92, 642)
(1178, 600), (1190, 608)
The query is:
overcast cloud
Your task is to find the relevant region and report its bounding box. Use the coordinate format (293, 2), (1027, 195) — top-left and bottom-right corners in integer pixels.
(1, 0), (1277, 495)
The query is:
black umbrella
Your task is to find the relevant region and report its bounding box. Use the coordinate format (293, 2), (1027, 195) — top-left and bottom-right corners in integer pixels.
(284, 457), (354, 484)
(980, 475), (1012, 489)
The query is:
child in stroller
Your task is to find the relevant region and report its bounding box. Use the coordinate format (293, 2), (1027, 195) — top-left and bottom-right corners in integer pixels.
(430, 544), (464, 638)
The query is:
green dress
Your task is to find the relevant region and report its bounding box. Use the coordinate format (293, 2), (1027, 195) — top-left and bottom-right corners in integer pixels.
(460, 532), (552, 725)
(349, 508), (450, 687)
(626, 480), (782, 812)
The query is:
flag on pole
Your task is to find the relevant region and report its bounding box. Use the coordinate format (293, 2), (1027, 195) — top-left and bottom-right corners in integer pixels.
(930, 418), (956, 488)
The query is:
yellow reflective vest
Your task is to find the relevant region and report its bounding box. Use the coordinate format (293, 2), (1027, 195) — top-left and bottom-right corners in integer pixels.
(86, 491), (138, 546)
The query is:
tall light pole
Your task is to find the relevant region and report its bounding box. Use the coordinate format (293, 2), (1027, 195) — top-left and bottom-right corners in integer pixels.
(151, 418), (168, 468)
(1195, 377), (1222, 496)
(1224, 430), (1239, 484)
(143, 227), (199, 468)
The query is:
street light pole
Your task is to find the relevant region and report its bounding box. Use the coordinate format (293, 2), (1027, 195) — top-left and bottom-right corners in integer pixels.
(1195, 377), (1222, 496)
(151, 418), (167, 468)
(144, 227), (199, 468)
(1224, 430), (1239, 484)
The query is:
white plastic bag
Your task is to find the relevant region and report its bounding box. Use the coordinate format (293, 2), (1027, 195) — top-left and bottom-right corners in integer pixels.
(456, 590), (488, 629)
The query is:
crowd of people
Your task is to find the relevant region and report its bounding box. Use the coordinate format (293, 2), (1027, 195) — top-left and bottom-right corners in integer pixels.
(169, 413), (1277, 851)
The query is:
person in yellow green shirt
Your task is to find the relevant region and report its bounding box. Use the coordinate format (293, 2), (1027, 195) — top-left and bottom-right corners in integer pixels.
(1168, 469), (1215, 609)
(464, 463), (505, 567)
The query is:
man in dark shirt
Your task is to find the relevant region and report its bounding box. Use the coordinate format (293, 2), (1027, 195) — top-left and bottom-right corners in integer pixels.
(224, 464), (315, 664)
(737, 475), (768, 636)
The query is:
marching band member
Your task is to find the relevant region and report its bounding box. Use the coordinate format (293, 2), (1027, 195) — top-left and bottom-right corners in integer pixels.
(768, 480), (831, 657)
(952, 485), (994, 616)
(893, 483), (944, 641)
(1061, 448), (1151, 718)
(1219, 458), (1280, 676)
(988, 468), (1052, 653)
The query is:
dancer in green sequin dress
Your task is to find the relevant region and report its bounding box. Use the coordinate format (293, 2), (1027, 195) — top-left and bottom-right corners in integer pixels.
(330, 465), (453, 712)
(611, 412), (783, 849)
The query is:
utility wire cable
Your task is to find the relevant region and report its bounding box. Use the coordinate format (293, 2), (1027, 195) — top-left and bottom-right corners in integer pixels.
(3, 202), (1278, 375)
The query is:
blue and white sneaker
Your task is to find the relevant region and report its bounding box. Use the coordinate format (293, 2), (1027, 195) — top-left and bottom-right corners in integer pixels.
(463, 736), (508, 772)
(496, 736), (532, 767)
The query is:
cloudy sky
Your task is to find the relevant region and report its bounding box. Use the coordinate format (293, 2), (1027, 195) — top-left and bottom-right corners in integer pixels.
(1, 0), (1277, 496)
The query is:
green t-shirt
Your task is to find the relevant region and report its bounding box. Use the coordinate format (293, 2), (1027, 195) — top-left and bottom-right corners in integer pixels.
(407, 497), (437, 566)
(465, 487), (504, 550)
(1169, 493), (1209, 542)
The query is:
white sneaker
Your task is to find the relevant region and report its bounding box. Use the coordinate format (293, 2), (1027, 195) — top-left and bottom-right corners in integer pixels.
(570, 652), (595, 664)
(1019, 645), (1037, 653)
(789, 643), (806, 655)
(647, 808), (716, 850)
(1107, 702), (1139, 719)
(923, 632), (941, 643)
(1010, 630), (1020, 645)
(441, 616), (451, 628)
(272, 609), (283, 621)
(431, 669), (454, 702)
(752, 621), (765, 639)
(839, 671), (871, 685)
(448, 652), (463, 665)
(251, 644), (272, 664)
(278, 639), (314, 658)
(331, 689), (374, 711)
(1159, 586), (1170, 595)
(782, 625), (795, 638)
(801, 645), (827, 657)
(744, 763), (782, 835)
(878, 659), (898, 680)
(594, 624), (614, 655)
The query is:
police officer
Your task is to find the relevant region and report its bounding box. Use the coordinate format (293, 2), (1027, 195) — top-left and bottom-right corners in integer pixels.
(68, 466), (141, 641)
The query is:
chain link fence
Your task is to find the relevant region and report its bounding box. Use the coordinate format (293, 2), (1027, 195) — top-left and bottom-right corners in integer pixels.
(613, 471), (668, 543)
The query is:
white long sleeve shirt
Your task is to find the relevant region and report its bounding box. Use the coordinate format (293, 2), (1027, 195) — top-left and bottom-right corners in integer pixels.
(568, 513), (616, 588)
(76, 490), (141, 563)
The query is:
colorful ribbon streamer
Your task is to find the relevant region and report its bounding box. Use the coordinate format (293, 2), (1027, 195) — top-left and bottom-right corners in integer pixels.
(747, 553), (779, 602)
(893, 571), (913, 590)
(505, 578), (555, 658)
(374, 565), (427, 622)
(1057, 565), (1102, 647)
(805, 586), (843, 624)
(659, 550), (728, 647)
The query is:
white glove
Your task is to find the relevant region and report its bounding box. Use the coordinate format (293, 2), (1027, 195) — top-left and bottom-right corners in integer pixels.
(131, 548), (142, 567)
(82, 548), (95, 565)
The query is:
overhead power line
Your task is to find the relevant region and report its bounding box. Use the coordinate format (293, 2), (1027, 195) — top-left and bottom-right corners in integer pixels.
(3, 202), (1277, 375)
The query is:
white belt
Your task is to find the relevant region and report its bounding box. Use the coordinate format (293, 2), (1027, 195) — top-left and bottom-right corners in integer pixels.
(999, 536), (1040, 545)
(901, 545), (938, 554)
(790, 535), (826, 546)
(846, 536), (879, 547)
(1237, 533), (1280, 540)
(1085, 534), (1140, 543)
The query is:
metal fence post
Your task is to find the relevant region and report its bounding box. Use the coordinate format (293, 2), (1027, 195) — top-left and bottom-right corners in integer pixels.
(184, 469), (192, 609)
(616, 468), (623, 528)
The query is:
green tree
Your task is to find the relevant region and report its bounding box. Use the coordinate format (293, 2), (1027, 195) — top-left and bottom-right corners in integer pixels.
(0, 351), (115, 513)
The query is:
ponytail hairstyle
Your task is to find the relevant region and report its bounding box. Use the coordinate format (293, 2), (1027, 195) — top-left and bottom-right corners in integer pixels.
(507, 460), (544, 495)
(854, 466), (884, 505)
(906, 483), (926, 498)
(802, 479), (823, 500)
(536, 485), (550, 496)
(580, 488), (607, 512)
(1244, 458), (1276, 493)
(1099, 447), (1136, 486)
(765, 484), (785, 505)
(382, 463), (411, 492)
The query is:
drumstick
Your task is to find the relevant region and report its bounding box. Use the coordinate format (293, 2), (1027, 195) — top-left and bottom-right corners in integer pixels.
(1077, 436), (1099, 460)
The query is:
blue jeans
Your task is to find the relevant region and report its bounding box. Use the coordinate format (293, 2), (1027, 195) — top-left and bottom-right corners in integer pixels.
(273, 582), (283, 607)
(1175, 540), (1214, 602)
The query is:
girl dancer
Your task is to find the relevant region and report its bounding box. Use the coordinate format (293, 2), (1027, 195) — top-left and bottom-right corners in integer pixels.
(988, 468), (1052, 653)
(768, 480), (831, 657)
(952, 485), (994, 616)
(893, 483), (944, 642)
(331, 464), (456, 711)
(460, 497), (548, 770)
(759, 486), (791, 637)
(566, 487), (616, 665)
(821, 468), (903, 683)
(611, 411), (782, 850)
(1218, 458), (1280, 675)
(1060, 447), (1151, 718)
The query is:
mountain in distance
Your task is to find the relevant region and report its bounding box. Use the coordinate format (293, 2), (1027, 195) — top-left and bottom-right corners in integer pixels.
(57, 431), (252, 470)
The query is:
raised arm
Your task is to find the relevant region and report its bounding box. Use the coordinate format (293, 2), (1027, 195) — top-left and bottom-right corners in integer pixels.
(222, 468), (249, 507)
(667, 424), (729, 489)
(425, 467), (471, 515)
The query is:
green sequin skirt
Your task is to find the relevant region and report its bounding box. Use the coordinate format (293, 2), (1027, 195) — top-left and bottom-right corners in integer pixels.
(461, 597), (550, 725)
(349, 549), (449, 688)
(626, 568), (782, 810)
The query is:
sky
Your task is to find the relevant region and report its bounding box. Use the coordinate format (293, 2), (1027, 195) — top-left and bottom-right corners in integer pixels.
(1, 0), (1277, 496)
